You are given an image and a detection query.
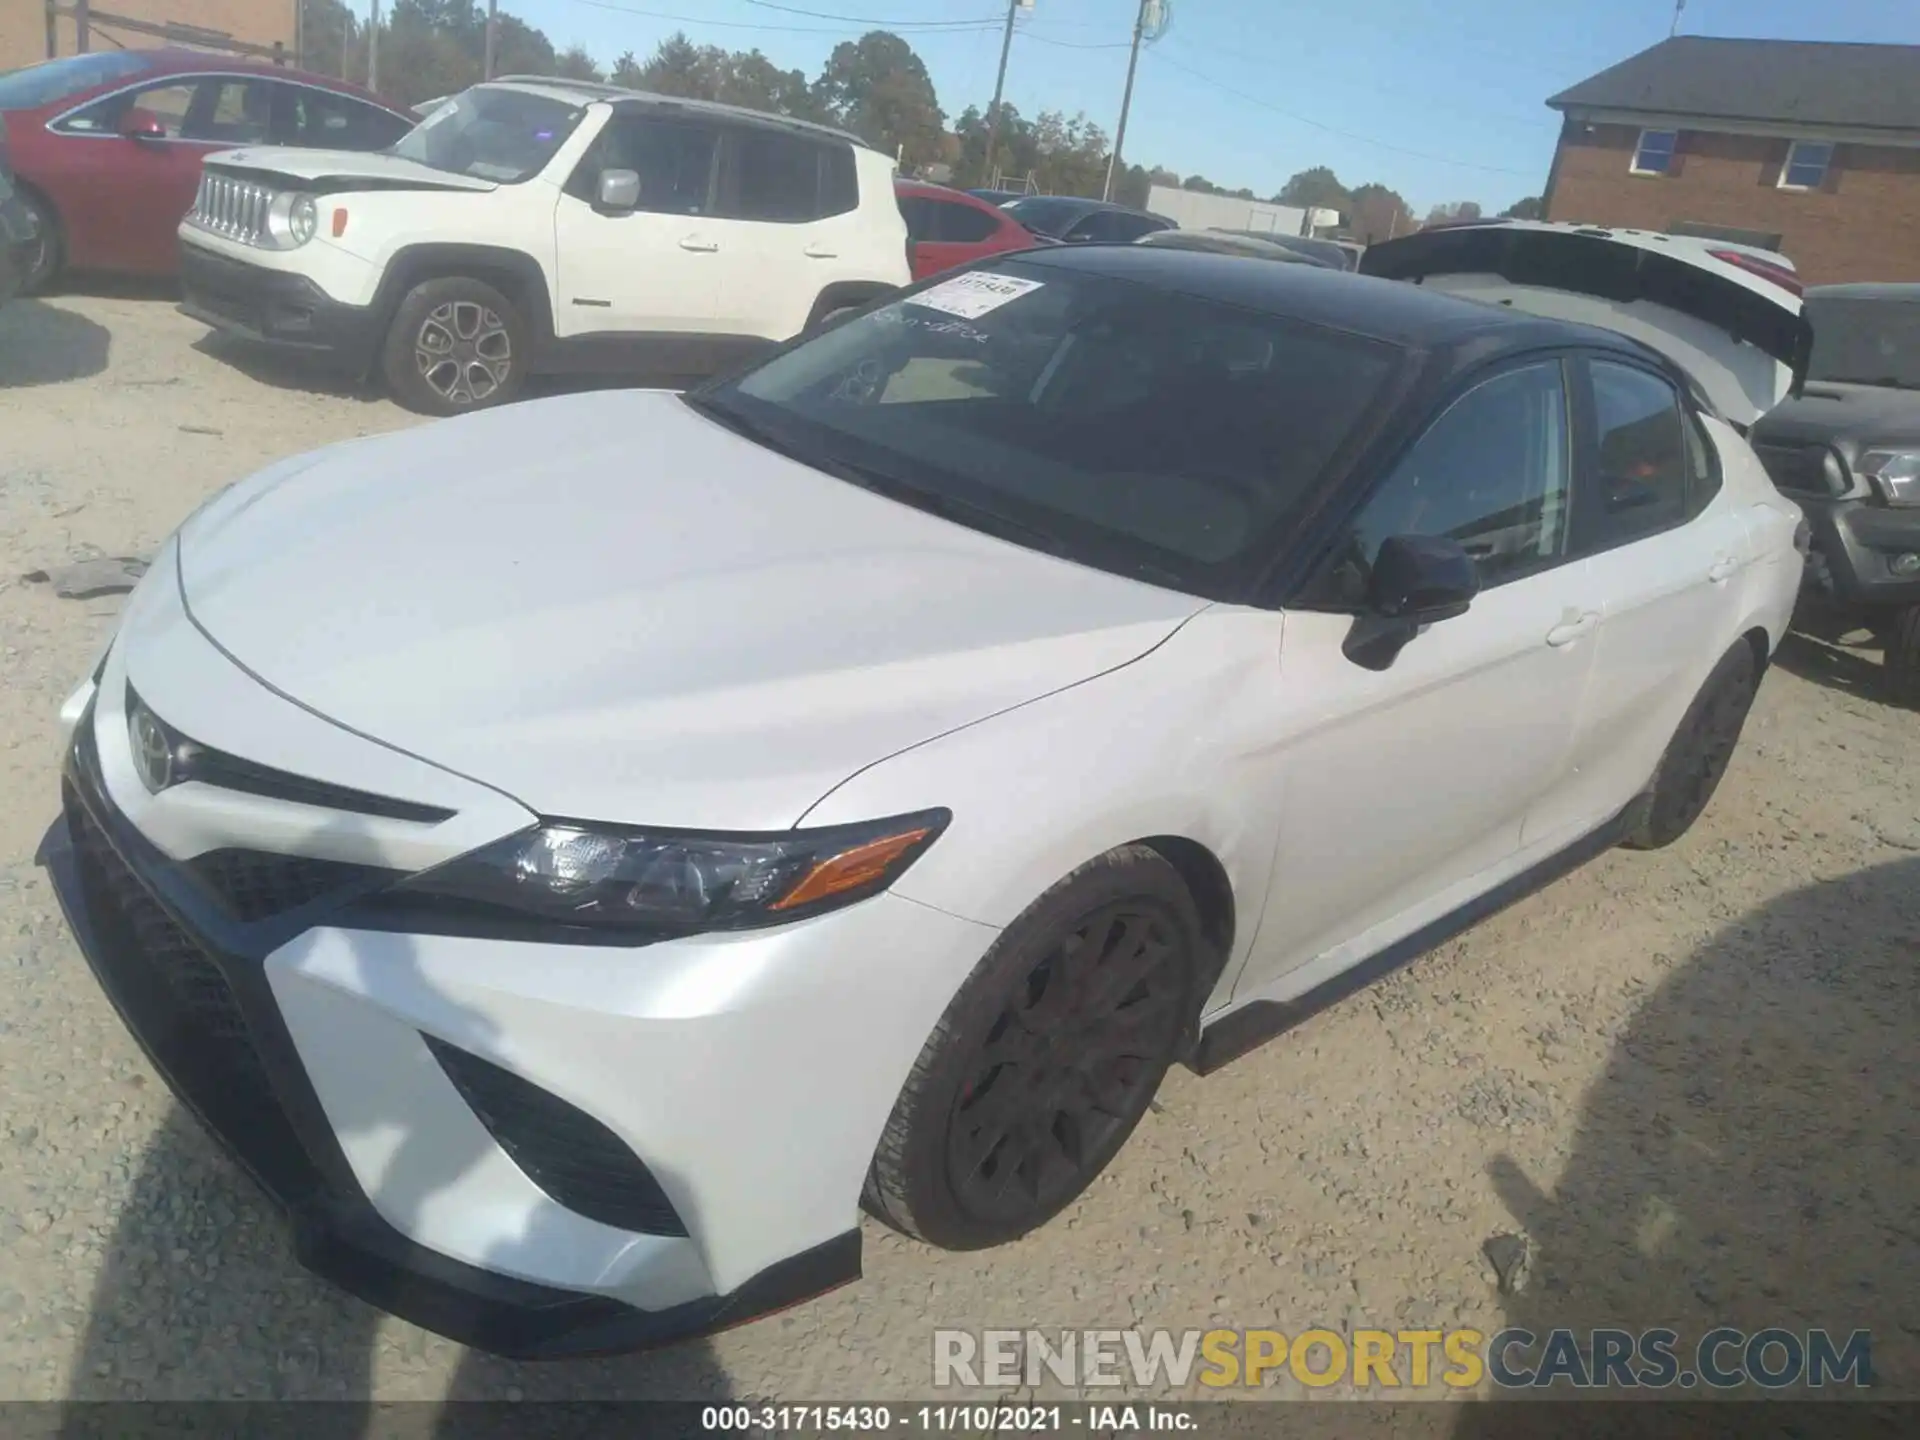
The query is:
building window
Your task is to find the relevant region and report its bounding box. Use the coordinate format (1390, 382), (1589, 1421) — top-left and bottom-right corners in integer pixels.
(1780, 140), (1834, 191)
(1630, 128), (1678, 175)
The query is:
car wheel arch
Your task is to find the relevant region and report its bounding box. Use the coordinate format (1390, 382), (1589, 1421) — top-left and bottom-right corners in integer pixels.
(373, 243), (556, 350)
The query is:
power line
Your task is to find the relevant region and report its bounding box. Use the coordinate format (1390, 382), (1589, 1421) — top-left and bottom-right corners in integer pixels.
(1144, 47), (1536, 177)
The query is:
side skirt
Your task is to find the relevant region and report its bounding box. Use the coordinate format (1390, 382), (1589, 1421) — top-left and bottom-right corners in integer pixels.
(1189, 806), (1632, 1076)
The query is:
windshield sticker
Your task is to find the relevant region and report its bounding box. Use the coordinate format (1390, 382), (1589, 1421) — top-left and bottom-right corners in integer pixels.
(907, 272), (1044, 320)
(873, 309), (991, 343)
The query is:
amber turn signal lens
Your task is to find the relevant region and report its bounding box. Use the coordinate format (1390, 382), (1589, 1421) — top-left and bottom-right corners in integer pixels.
(331, 208), (349, 238)
(770, 828), (934, 911)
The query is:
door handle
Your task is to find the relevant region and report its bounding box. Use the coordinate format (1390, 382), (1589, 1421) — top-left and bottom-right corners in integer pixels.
(803, 243), (838, 259)
(679, 236), (719, 253)
(1708, 555), (1738, 584)
(1545, 611), (1600, 647)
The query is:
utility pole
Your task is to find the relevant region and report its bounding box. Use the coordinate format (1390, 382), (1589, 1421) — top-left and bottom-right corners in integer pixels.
(1104, 0), (1166, 202)
(293, 0), (304, 69)
(982, 0), (1027, 186)
(368, 0), (380, 93)
(484, 0), (499, 80)
(341, 1), (352, 81)
(1670, 0), (1685, 37)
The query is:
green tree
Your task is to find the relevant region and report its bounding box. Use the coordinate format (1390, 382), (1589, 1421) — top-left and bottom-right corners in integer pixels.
(1277, 165), (1348, 210)
(1423, 200), (1483, 227)
(1346, 182), (1415, 243)
(1501, 195), (1545, 220)
(552, 45), (604, 83)
(1181, 174), (1221, 193)
(813, 31), (945, 169)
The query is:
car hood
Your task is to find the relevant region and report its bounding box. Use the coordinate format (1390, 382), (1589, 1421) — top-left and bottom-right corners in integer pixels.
(1362, 224), (1812, 425)
(176, 391), (1203, 831)
(204, 147), (496, 194)
(1753, 381), (1920, 450)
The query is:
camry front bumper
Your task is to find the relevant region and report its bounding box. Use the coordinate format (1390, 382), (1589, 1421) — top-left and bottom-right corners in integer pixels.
(42, 595), (1001, 1356)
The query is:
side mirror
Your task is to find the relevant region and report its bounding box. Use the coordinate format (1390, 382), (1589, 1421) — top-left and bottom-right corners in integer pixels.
(118, 107), (169, 143)
(596, 168), (640, 213)
(1343, 534), (1479, 671)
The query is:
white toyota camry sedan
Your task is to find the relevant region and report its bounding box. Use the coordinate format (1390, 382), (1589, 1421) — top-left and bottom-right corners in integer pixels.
(43, 225), (1810, 1357)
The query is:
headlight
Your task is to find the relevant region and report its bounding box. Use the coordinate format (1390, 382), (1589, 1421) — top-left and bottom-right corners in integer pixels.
(391, 809), (951, 942)
(264, 191), (318, 249)
(1859, 449), (1920, 506)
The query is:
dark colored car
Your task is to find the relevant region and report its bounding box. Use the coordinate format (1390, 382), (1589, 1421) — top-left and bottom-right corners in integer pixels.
(0, 114), (41, 308)
(1750, 282), (1920, 703)
(1135, 228), (1336, 266)
(966, 187), (1026, 207)
(895, 178), (1038, 279)
(1001, 194), (1175, 245)
(1214, 230), (1359, 271)
(0, 48), (414, 289)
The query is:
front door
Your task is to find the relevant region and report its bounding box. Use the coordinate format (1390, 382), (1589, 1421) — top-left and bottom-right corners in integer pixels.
(1237, 358), (1603, 995)
(551, 113), (724, 340)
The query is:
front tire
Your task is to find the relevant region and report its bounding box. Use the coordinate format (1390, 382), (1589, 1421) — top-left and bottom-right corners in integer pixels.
(16, 189), (62, 293)
(863, 846), (1203, 1251)
(1622, 640), (1760, 851)
(380, 277), (527, 417)
(1882, 604), (1920, 708)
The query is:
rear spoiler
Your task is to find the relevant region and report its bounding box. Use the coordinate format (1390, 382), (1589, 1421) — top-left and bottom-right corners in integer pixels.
(1361, 226), (1813, 396)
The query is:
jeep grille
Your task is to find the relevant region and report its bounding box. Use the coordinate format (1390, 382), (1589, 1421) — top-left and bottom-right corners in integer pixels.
(188, 172), (274, 247)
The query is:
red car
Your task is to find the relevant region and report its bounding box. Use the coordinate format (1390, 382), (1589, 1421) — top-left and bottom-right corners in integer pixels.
(894, 179), (1040, 280)
(0, 49), (413, 289)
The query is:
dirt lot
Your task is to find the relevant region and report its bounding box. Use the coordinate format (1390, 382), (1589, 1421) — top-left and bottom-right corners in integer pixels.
(0, 291), (1915, 1408)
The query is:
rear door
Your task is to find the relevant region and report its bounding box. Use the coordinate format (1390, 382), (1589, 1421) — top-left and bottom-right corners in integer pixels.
(905, 193), (1012, 279)
(1525, 355), (1753, 843)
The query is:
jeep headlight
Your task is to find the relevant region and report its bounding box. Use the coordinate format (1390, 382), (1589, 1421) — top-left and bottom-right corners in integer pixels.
(1859, 450), (1920, 507)
(265, 191), (318, 249)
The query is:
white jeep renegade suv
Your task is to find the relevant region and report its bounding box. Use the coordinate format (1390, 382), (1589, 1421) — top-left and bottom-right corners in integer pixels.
(174, 79), (911, 415)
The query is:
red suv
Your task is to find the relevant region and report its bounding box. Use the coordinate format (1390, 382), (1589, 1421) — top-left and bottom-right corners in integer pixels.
(0, 49), (413, 289)
(895, 179), (1039, 280)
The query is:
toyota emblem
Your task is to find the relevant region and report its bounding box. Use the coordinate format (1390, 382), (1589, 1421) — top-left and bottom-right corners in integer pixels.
(129, 703), (173, 794)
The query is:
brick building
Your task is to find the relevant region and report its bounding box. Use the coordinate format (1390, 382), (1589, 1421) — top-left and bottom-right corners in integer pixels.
(0, 1), (299, 74)
(1542, 36), (1920, 285)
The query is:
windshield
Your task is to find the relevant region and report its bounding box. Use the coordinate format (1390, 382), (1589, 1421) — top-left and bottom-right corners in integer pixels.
(1804, 296), (1920, 391)
(0, 52), (152, 111)
(692, 260), (1401, 599)
(389, 86), (586, 184)
(1002, 197), (1095, 237)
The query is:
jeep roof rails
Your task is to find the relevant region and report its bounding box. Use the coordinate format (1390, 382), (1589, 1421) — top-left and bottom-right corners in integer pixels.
(486, 75), (870, 153)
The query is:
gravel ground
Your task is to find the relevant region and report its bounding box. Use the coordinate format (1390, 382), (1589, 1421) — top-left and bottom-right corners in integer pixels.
(1, 291), (1915, 1410)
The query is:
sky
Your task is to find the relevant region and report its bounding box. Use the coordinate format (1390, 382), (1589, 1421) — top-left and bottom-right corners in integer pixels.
(500, 0), (1918, 214)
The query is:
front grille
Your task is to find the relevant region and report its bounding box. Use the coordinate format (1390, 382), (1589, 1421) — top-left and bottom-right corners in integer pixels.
(1755, 441), (1845, 497)
(64, 784), (326, 1204)
(188, 849), (393, 924)
(424, 1036), (690, 1238)
(188, 171), (274, 247)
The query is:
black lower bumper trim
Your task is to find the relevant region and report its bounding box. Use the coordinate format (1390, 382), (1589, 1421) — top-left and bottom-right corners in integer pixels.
(177, 240), (383, 375)
(1799, 497), (1920, 609)
(39, 720), (863, 1359)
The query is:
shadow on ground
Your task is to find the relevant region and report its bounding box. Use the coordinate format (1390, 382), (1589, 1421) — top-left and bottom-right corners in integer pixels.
(0, 300), (110, 388)
(1451, 856), (1920, 1429)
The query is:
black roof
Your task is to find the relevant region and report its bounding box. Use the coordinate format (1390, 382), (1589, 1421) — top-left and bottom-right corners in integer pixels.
(1548, 36), (1920, 133)
(1006, 242), (1657, 361)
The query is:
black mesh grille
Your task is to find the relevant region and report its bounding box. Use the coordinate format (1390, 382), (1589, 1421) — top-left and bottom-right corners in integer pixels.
(423, 1036), (689, 1237)
(188, 849), (392, 924)
(65, 788), (325, 1203)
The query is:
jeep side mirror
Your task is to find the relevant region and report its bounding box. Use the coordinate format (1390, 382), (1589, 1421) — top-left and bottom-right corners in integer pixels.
(1343, 534), (1479, 671)
(596, 168), (640, 213)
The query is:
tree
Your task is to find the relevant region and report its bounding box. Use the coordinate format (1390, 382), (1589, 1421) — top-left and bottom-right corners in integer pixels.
(1277, 165), (1348, 211)
(1424, 200), (1484, 227)
(1346, 182), (1415, 244)
(552, 45), (604, 83)
(1181, 174), (1221, 194)
(814, 31), (945, 170)
(1501, 195), (1545, 220)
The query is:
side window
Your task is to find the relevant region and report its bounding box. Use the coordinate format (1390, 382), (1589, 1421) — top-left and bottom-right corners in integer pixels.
(724, 127), (825, 222)
(1068, 212), (1122, 242)
(189, 79), (274, 145)
(59, 80), (198, 136)
(897, 195), (936, 241)
(1684, 411), (1722, 517)
(934, 200), (998, 243)
(566, 116), (718, 215)
(820, 143), (858, 217)
(1313, 361), (1574, 605)
(1588, 360), (1691, 544)
(278, 86), (412, 150)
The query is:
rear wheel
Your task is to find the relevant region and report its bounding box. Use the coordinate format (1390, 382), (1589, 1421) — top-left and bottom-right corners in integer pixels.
(1622, 640), (1761, 851)
(1884, 604), (1920, 708)
(15, 189), (62, 293)
(380, 276), (527, 417)
(863, 847), (1203, 1251)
